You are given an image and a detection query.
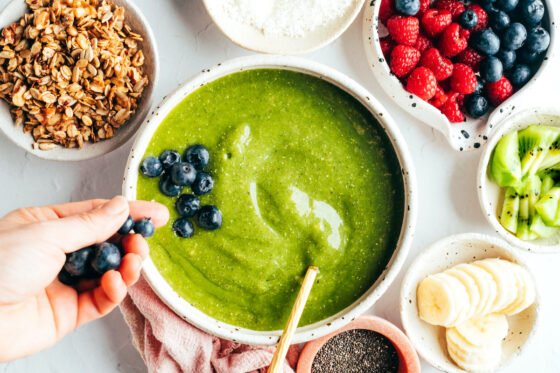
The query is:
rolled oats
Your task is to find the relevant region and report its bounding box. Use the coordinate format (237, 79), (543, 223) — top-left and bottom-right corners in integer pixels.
(0, 0), (148, 150)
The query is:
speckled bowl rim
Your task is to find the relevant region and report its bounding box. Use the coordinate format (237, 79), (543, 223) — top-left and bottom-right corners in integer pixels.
(362, 0), (558, 152)
(400, 233), (541, 373)
(478, 107), (560, 253)
(0, 0), (159, 161)
(122, 55), (418, 346)
(296, 315), (421, 373)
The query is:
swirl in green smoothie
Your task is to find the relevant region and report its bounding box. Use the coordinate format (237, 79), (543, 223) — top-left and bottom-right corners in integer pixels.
(137, 69), (404, 331)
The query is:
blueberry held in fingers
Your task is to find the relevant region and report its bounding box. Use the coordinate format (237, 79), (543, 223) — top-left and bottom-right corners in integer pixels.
(197, 205), (222, 231)
(134, 218), (155, 238)
(91, 242), (122, 275)
(118, 215), (135, 235)
(64, 246), (95, 277)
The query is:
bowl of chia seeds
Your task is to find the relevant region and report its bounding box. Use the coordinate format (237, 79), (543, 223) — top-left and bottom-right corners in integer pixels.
(296, 315), (421, 373)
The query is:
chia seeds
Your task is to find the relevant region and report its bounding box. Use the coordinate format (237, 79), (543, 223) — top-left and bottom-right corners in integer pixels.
(311, 329), (399, 373)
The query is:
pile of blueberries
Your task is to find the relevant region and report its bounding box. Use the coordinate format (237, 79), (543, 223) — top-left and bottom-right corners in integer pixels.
(58, 217), (155, 286)
(465, 0), (550, 117)
(140, 144), (222, 238)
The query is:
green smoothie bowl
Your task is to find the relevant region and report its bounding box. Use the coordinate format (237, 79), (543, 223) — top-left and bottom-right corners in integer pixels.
(123, 55), (417, 345)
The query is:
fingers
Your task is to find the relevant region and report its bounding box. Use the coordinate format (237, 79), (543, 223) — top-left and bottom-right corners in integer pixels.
(76, 271), (127, 327)
(121, 234), (149, 259)
(119, 254), (143, 286)
(129, 201), (169, 228)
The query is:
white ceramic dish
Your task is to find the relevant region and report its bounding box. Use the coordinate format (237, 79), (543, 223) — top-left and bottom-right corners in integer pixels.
(203, 0), (365, 54)
(363, 0), (558, 152)
(123, 55), (418, 346)
(0, 0), (158, 161)
(401, 233), (539, 373)
(478, 107), (560, 253)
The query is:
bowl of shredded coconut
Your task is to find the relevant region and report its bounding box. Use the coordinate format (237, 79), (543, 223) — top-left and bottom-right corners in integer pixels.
(203, 0), (365, 54)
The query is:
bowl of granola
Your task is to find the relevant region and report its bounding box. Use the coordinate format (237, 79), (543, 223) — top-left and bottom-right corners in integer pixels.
(0, 0), (158, 161)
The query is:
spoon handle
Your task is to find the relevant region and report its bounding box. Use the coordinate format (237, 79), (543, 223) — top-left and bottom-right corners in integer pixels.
(268, 266), (319, 373)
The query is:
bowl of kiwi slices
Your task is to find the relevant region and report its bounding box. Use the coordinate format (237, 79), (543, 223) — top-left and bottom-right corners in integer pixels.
(478, 106), (560, 253)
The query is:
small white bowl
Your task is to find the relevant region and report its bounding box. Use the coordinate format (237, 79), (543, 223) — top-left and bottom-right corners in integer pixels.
(123, 55), (418, 346)
(362, 0), (558, 152)
(203, 0), (365, 54)
(478, 107), (560, 253)
(400, 233), (539, 373)
(0, 0), (159, 161)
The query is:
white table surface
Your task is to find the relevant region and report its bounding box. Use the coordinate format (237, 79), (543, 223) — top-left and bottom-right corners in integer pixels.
(1, 0), (559, 372)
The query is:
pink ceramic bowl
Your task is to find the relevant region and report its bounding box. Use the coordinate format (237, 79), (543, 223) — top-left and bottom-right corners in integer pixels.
(296, 316), (421, 373)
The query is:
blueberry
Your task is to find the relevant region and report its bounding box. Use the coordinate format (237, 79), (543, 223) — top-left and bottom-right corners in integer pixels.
(394, 0), (420, 16)
(191, 172), (214, 196)
(502, 23), (527, 50)
(466, 95), (490, 118)
(159, 150), (181, 170)
(176, 194), (201, 218)
(118, 215), (135, 235)
(459, 10), (479, 30)
(197, 206), (223, 231)
(496, 0), (519, 12)
(526, 26), (550, 53)
(170, 162), (197, 186)
(134, 218), (155, 238)
(518, 0), (545, 26)
(472, 29), (501, 55)
(64, 246), (94, 277)
(159, 171), (183, 197)
(140, 156), (163, 178)
(474, 77), (485, 95)
(490, 10), (510, 32)
(183, 145), (210, 171)
(91, 242), (122, 274)
(508, 64), (533, 86)
(173, 218), (195, 238)
(496, 49), (517, 70)
(480, 56), (504, 82)
(517, 47), (541, 63)
(480, 0), (499, 13)
(58, 270), (78, 286)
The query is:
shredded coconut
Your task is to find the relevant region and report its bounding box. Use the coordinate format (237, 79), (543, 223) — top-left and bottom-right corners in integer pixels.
(220, 0), (355, 38)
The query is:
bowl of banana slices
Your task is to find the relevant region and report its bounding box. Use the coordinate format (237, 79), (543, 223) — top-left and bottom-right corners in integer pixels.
(400, 233), (539, 373)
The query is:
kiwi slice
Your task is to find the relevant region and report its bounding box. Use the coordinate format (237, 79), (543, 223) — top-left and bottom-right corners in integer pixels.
(500, 187), (520, 234)
(535, 187), (560, 227)
(490, 131), (522, 188)
(518, 125), (560, 176)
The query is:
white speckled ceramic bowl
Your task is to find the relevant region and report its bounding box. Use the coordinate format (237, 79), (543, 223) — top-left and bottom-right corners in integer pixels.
(123, 55), (417, 346)
(0, 0), (158, 161)
(363, 0), (558, 152)
(401, 233), (540, 373)
(203, 0), (365, 54)
(478, 107), (560, 253)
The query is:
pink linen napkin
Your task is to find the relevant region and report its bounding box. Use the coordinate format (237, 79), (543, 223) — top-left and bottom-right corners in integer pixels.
(121, 276), (301, 373)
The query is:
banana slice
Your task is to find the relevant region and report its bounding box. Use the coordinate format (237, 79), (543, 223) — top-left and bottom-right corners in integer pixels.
(446, 327), (503, 373)
(474, 259), (517, 313)
(446, 267), (481, 321)
(418, 273), (462, 327)
(456, 263), (497, 316)
(454, 314), (509, 347)
(501, 265), (536, 316)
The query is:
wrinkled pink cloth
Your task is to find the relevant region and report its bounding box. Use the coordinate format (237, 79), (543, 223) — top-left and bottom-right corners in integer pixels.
(121, 276), (300, 373)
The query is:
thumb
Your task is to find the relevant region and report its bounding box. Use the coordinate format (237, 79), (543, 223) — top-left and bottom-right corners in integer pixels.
(34, 196), (130, 253)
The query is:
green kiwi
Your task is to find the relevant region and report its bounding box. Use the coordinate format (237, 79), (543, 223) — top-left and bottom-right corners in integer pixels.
(500, 187), (520, 234)
(490, 130), (522, 188)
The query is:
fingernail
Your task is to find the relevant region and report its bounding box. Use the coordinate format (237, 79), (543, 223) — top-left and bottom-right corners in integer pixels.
(102, 196), (128, 215)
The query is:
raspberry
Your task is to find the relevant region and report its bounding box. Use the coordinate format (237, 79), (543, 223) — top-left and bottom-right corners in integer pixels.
(406, 67), (438, 100)
(440, 94), (465, 123)
(420, 48), (454, 81)
(419, 0), (432, 15)
(456, 47), (484, 70)
(450, 63), (477, 94)
(439, 23), (468, 57)
(435, 0), (466, 20)
(380, 0), (395, 25)
(468, 4), (488, 32)
(429, 85), (449, 108)
(380, 37), (395, 58)
(414, 33), (433, 53)
(486, 77), (514, 106)
(421, 9), (452, 37)
(387, 16), (420, 46)
(390, 45), (421, 77)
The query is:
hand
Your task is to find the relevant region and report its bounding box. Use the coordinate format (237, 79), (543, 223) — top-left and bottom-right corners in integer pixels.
(0, 196), (169, 362)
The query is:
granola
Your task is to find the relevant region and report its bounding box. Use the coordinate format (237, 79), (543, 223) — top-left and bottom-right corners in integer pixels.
(0, 0), (149, 150)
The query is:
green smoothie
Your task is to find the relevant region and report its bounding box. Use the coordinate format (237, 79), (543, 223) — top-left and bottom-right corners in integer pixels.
(137, 69), (404, 331)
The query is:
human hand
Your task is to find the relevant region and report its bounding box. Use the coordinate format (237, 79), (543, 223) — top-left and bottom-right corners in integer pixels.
(0, 196), (169, 362)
